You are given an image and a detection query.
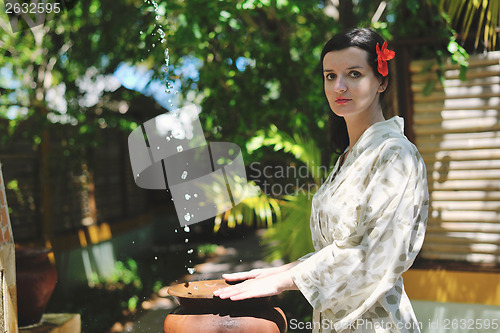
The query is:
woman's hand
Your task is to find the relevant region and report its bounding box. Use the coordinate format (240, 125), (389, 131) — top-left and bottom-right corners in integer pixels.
(213, 271), (298, 301)
(222, 267), (279, 282)
(222, 262), (300, 283)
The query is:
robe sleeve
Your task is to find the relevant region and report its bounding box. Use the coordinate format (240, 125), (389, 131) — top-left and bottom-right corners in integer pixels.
(289, 140), (428, 328)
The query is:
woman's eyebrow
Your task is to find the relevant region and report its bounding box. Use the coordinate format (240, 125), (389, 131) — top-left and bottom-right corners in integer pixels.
(324, 65), (363, 72)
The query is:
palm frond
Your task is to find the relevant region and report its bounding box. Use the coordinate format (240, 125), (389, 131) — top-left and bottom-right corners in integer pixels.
(262, 191), (315, 262)
(440, 0), (500, 50)
(213, 183), (282, 232)
(247, 124), (327, 184)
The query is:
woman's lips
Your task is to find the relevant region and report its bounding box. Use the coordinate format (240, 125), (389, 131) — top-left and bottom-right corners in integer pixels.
(335, 98), (351, 104)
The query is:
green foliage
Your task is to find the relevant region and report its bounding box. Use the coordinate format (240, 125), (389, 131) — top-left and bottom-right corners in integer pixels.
(91, 258), (142, 312)
(263, 190), (314, 261)
(248, 124), (331, 261)
(47, 251), (194, 332)
(440, 0), (500, 50)
(158, 0), (334, 159)
(214, 183), (282, 232)
(247, 124), (324, 183)
(196, 243), (219, 256)
(0, 0), (154, 151)
(107, 259), (142, 289)
(447, 36), (469, 80)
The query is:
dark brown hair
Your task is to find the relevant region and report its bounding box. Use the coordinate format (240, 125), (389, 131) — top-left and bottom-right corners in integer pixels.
(322, 28), (392, 154)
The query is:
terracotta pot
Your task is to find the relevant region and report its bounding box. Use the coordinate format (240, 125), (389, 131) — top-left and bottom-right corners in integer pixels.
(164, 279), (287, 333)
(15, 246), (58, 327)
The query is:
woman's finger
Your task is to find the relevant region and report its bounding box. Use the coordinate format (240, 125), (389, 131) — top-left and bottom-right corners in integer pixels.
(222, 269), (261, 281)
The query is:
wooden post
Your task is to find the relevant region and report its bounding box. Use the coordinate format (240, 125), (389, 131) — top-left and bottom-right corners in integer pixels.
(0, 162), (19, 332)
(39, 110), (54, 249)
(393, 43), (416, 143)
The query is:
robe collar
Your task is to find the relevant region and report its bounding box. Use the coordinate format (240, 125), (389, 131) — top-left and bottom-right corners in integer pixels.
(343, 116), (404, 167)
(324, 116), (405, 187)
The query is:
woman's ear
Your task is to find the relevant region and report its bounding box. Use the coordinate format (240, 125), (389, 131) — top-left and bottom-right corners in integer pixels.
(378, 77), (389, 93)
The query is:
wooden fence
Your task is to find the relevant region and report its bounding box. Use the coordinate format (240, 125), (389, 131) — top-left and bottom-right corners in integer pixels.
(409, 51), (500, 265)
(0, 124), (149, 246)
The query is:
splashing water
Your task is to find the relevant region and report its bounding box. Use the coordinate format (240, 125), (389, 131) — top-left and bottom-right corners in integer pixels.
(143, 0), (176, 105)
(187, 267), (196, 274)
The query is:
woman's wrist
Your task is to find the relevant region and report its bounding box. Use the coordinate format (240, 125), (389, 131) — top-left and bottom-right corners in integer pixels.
(277, 270), (299, 292)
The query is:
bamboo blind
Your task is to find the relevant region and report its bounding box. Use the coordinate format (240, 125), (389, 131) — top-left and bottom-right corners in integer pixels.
(410, 51), (500, 264)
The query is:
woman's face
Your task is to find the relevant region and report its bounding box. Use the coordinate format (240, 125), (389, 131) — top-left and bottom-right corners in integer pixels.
(323, 47), (387, 120)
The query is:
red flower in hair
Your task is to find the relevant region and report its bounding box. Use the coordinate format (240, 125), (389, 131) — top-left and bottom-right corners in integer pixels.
(376, 41), (395, 77)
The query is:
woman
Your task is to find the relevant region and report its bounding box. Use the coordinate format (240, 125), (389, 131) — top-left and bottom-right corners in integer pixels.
(213, 28), (428, 333)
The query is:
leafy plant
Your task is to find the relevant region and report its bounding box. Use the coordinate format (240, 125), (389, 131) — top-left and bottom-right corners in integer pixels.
(213, 181), (283, 232)
(440, 0), (500, 50)
(91, 258), (143, 312)
(196, 243), (219, 256)
(247, 124), (336, 261)
(263, 190), (314, 262)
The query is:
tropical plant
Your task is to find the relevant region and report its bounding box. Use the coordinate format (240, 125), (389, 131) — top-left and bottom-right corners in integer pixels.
(440, 0), (500, 50)
(246, 124), (338, 261)
(213, 180), (282, 232)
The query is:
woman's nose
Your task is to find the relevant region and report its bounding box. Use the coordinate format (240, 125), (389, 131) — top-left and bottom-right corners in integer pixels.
(334, 78), (347, 93)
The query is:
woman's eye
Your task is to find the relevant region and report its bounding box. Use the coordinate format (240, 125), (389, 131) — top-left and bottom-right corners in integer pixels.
(326, 73), (336, 80)
(349, 71), (361, 78)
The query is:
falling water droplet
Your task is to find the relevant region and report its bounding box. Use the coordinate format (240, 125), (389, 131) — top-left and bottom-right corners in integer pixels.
(194, 285), (198, 290)
(184, 225), (190, 232)
(177, 145), (183, 152)
(185, 194), (191, 200)
(184, 238), (189, 243)
(155, 256), (158, 260)
(194, 194), (198, 198)
(187, 267), (196, 274)
(184, 213), (191, 221)
(165, 136), (171, 142)
(187, 249), (194, 254)
(181, 171), (188, 179)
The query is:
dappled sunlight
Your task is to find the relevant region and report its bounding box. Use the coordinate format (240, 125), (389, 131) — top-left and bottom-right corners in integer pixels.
(412, 51), (500, 265)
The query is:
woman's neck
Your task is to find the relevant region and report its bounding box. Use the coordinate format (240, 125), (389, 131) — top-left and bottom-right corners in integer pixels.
(344, 110), (385, 155)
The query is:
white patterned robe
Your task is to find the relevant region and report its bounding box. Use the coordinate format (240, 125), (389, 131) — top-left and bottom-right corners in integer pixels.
(290, 117), (428, 333)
